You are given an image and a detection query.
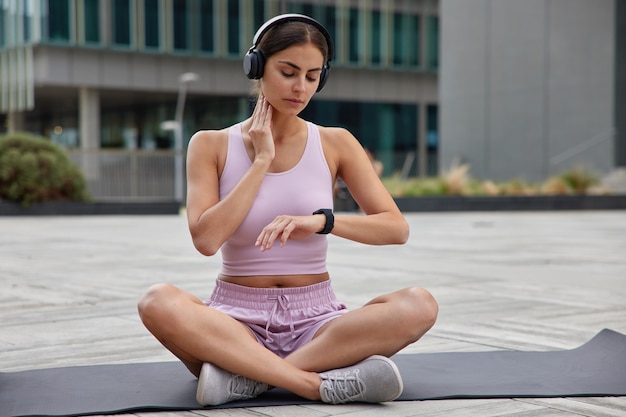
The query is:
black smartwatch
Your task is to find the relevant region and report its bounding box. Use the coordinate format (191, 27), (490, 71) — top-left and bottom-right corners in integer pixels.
(312, 208), (334, 234)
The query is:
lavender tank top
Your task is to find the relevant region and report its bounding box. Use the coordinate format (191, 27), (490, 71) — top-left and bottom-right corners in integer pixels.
(219, 121), (333, 276)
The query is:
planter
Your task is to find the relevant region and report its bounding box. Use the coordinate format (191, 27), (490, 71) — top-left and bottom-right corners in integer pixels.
(393, 195), (626, 212)
(0, 201), (182, 216)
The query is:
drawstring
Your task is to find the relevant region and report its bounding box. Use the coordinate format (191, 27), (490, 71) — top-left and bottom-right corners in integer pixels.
(266, 294), (295, 343)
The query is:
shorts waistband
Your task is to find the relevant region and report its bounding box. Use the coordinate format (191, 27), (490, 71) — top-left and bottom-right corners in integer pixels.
(209, 279), (337, 310)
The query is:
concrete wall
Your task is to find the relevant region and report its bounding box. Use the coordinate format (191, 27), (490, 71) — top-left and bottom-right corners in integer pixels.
(31, 45), (437, 104)
(616, 0), (626, 166)
(440, 0), (615, 182)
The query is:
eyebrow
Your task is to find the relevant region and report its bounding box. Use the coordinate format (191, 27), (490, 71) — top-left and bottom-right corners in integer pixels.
(277, 60), (323, 73)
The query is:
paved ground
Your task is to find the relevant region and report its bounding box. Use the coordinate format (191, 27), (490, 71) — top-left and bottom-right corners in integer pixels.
(1, 210), (625, 416)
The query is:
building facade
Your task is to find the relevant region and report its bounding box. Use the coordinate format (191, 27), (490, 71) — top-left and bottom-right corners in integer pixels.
(0, 0), (440, 200)
(1, 0), (623, 201)
(440, 0), (624, 182)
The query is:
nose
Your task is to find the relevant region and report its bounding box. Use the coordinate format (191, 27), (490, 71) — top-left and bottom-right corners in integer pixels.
(293, 75), (306, 92)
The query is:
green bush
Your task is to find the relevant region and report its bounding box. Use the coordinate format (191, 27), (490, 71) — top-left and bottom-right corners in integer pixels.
(382, 165), (606, 198)
(0, 132), (90, 206)
(558, 166), (599, 194)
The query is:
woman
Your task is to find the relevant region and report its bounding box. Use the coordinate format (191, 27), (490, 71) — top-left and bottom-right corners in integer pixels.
(138, 14), (438, 407)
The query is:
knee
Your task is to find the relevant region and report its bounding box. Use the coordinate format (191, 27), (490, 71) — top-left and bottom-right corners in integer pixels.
(399, 286), (438, 335)
(137, 283), (178, 328)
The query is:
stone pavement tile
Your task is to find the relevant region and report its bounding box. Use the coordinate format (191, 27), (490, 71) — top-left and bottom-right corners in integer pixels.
(1, 211), (625, 416)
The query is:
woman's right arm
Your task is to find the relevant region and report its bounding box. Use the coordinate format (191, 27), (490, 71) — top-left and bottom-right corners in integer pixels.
(185, 97), (274, 256)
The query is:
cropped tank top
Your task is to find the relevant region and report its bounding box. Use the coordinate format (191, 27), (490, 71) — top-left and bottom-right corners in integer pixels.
(219, 121), (334, 276)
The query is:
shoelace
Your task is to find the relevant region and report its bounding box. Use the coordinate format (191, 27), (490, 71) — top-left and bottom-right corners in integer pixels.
(321, 369), (366, 404)
(227, 375), (265, 399)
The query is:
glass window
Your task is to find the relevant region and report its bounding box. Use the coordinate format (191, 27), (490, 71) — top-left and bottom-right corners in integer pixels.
(427, 16), (439, 69)
(144, 0), (159, 48)
(370, 9), (382, 66)
(22, 0), (31, 42)
(426, 104), (438, 175)
(84, 0), (100, 44)
(393, 104), (418, 152)
(252, 0), (264, 32)
(426, 104), (438, 148)
(301, 3), (314, 18)
(392, 13), (403, 66)
(408, 14), (419, 67)
(393, 12), (419, 67)
(199, 0), (214, 53)
(320, 6), (336, 56)
(173, 0), (189, 50)
(0, 2), (5, 47)
(227, 0), (239, 55)
(48, 0), (71, 43)
(348, 8), (359, 64)
(112, 0), (131, 46)
(286, 2), (303, 14)
(300, 100), (417, 162)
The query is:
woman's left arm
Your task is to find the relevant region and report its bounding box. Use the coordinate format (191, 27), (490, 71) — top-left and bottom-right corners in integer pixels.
(321, 127), (409, 245)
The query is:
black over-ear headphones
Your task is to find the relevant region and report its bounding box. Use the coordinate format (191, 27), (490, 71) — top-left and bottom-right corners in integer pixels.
(243, 14), (334, 92)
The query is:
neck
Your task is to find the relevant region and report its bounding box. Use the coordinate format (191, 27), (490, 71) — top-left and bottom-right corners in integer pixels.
(270, 113), (304, 143)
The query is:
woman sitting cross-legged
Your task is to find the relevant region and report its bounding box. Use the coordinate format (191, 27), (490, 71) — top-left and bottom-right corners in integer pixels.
(138, 14), (438, 407)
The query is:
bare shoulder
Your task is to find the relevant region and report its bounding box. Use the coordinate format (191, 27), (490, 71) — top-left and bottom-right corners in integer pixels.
(317, 125), (361, 153)
(318, 125), (356, 142)
(187, 128), (229, 177)
(316, 125), (371, 178)
(188, 127), (229, 153)
(187, 127), (230, 168)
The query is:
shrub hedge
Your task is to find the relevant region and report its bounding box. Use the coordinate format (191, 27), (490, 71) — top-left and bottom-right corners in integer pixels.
(0, 132), (89, 206)
(382, 164), (605, 198)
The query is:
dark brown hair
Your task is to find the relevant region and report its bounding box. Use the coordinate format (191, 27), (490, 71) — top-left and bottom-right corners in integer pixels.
(250, 21), (329, 97)
(258, 21), (329, 63)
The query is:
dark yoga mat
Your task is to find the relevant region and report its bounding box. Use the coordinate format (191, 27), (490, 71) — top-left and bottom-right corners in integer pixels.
(2, 329), (625, 417)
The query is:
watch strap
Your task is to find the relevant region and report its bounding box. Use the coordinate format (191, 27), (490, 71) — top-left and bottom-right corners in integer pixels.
(312, 208), (334, 234)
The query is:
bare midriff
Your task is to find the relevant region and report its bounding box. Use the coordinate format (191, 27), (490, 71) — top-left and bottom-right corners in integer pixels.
(218, 272), (330, 288)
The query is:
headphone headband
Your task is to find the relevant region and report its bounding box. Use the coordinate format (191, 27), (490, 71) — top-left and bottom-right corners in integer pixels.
(243, 14), (334, 92)
(249, 14), (334, 63)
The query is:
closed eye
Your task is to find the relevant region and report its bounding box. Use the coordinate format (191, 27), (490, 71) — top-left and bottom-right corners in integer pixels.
(278, 60), (322, 82)
(281, 71), (317, 83)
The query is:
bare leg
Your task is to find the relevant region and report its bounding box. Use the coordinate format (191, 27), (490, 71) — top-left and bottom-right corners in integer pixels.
(137, 283), (322, 400)
(285, 287), (438, 372)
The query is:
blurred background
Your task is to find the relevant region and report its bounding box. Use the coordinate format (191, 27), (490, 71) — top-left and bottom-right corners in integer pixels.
(0, 0), (624, 203)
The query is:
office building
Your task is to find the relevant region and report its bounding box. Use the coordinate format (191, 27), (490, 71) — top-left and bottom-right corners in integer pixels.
(1, 0), (622, 200)
(1, 0), (439, 201)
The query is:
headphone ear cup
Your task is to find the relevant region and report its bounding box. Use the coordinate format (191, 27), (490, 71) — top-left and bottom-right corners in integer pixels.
(316, 66), (330, 92)
(243, 50), (265, 79)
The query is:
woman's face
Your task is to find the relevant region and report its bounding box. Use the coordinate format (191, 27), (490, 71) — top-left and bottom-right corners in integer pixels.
(260, 42), (325, 116)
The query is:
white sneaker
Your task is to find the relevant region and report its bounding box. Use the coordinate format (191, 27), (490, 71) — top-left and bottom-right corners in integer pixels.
(196, 362), (269, 406)
(319, 355), (404, 404)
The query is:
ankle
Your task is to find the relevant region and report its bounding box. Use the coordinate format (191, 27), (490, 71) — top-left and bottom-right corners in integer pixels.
(303, 371), (323, 401)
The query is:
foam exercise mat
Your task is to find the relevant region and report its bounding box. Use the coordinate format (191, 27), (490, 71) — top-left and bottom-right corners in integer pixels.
(2, 329), (625, 417)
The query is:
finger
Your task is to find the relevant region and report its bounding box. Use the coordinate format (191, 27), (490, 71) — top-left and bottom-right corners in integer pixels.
(256, 227), (276, 251)
(279, 221), (296, 247)
(259, 232), (278, 251)
(255, 99), (270, 129)
(252, 95), (263, 118)
(263, 102), (273, 125)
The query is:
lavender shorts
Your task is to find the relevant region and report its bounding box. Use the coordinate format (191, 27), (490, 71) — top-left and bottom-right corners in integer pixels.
(205, 279), (348, 358)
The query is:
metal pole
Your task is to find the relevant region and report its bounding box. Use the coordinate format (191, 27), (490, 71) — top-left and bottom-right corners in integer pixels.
(174, 86), (186, 203)
(172, 72), (198, 204)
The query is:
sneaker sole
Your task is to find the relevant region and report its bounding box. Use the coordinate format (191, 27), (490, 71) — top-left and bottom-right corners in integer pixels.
(196, 362), (214, 405)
